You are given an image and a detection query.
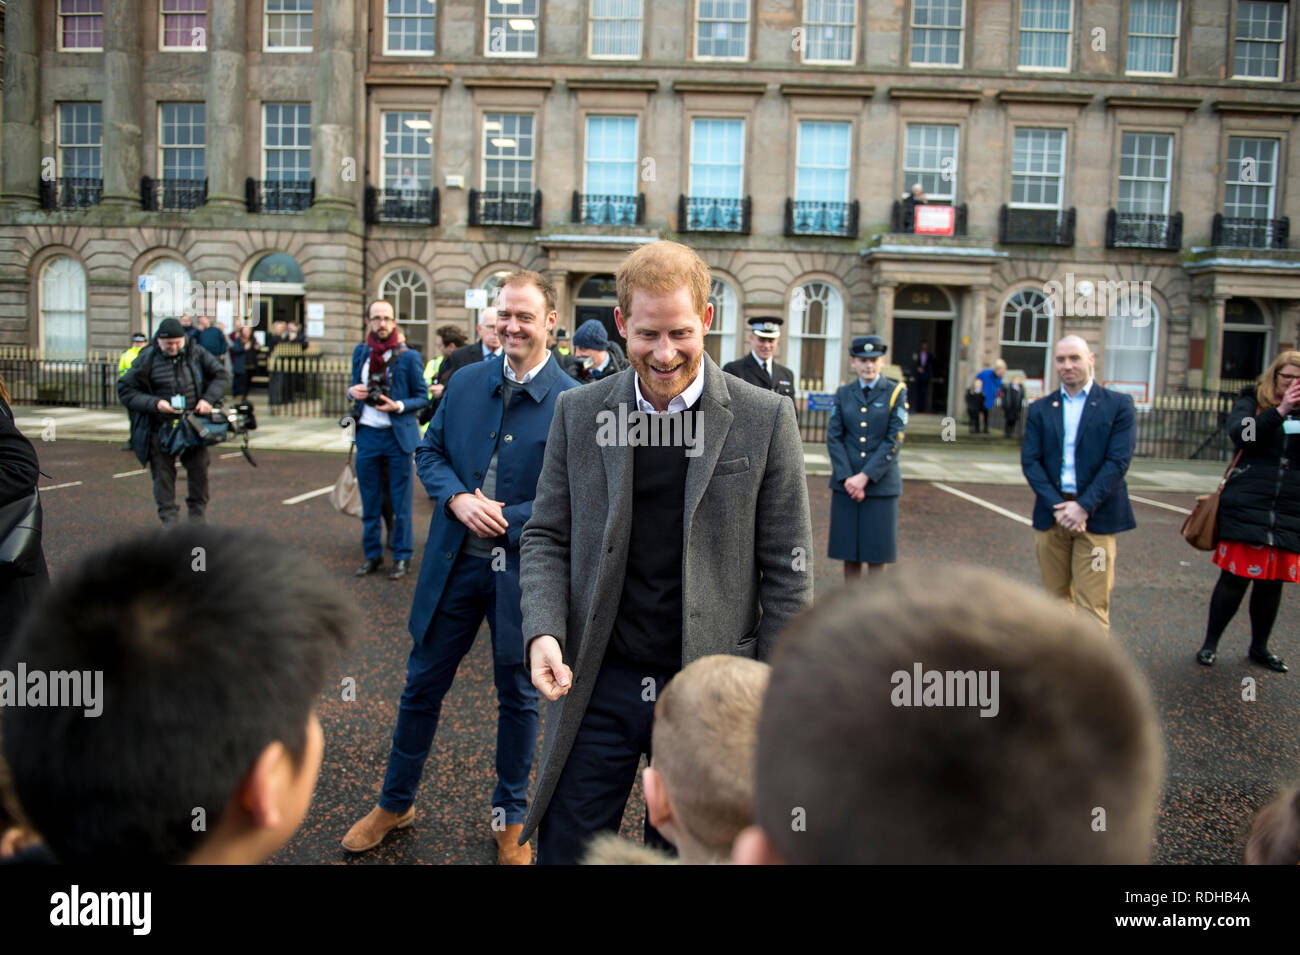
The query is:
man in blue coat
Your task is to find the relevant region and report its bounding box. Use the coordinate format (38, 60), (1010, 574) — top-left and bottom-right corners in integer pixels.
(1020, 335), (1136, 635)
(342, 270), (577, 864)
(348, 300), (429, 580)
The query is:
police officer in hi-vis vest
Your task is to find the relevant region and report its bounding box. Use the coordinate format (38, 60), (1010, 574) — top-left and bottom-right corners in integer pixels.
(827, 335), (908, 580)
(722, 316), (797, 401)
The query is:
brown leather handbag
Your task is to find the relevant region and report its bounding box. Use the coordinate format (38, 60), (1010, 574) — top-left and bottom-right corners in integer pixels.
(1182, 447), (1245, 551)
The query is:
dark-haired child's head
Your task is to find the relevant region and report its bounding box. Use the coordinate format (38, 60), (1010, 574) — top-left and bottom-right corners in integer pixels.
(1, 526), (355, 864)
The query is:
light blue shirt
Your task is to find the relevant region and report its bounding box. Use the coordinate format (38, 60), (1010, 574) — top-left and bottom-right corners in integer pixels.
(1060, 379), (1093, 493)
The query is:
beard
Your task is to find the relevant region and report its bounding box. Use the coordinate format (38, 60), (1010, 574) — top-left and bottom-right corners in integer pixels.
(630, 348), (703, 406)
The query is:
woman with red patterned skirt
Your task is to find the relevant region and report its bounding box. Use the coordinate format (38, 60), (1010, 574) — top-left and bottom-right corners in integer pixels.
(1197, 351), (1300, 672)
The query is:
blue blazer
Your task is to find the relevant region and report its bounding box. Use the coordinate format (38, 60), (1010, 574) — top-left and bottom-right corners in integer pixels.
(826, 376), (907, 497)
(350, 342), (429, 455)
(1020, 382), (1137, 535)
(408, 352), (578, 664)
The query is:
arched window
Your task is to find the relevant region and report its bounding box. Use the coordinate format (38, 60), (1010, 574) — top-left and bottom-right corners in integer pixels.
(1104, 293), (1158, 405)
(1000, 288), (1054, 383)
(705, 277), (738, 364)
(40, 256), (87, 356)
(380, 267), (431, 356)
(144, 259), (193, 321)
(787, 280), (843, 392)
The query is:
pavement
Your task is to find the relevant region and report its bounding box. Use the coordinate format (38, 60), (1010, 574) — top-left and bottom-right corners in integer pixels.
(14, 404), (1232, 493)
(16, 437), (1297, 865)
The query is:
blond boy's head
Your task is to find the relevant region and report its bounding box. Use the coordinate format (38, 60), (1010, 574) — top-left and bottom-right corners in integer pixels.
(644, 655), (771, 863)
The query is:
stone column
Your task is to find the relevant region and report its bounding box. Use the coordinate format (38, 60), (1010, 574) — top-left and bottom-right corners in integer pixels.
(100, 0), (143, 207)
(1204, 294), (1229, 392)
(960, 285), (988, 406)
(1278, 301), (1300, 351)
(205, 0), (248, 210)
(1, 0), (41, 207)
(311, 0), (357, 210)
(873, 283), (896, 341)
(545, 268), (570, 330)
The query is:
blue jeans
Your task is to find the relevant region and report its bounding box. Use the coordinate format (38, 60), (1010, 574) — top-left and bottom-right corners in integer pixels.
(379, 550), (539, 824)
(356, 424), (413, 561)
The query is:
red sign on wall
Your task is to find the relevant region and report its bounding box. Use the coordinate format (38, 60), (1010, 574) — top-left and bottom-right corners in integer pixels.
(914, 205), (955, 236)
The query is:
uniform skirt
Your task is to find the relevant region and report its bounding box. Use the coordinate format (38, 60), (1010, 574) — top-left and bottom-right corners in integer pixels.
(828, 492), (899, 563)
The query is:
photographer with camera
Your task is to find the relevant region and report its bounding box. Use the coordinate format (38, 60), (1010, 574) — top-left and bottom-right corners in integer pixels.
(348, 300), (429, 581)
(562, 319), (627, 384)
(118, 317), (230, 525)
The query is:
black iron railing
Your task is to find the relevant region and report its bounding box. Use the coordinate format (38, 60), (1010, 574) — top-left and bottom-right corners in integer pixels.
(245, 177), (314, 214)
(678, 195), (751, 234)
(785, 199), (859, 238)
(365, 185), (440, 225)
(142, 177), (207, 212)
(571, 192), (644, 226)
(1211, 214), (1290, 250)
(38, 177), (103, 210)
(890, 201), (968, 236)
(1106, 210), (1182, 250)
(469, 189), (542, 227)
(1134, 391), (1239, 462)
(999, 206), (1076, 246)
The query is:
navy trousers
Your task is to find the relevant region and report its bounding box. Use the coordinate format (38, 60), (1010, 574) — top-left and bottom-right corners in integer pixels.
(537, 650), (677, 865)
(355, 424), (413, 561)
(379, 550), (538, 824)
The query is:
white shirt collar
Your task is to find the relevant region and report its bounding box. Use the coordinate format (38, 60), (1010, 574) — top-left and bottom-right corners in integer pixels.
(1061, 377), (1094, 400)
(504, 351), (550, 385)
(634, 359), (707, 414)
(751, 350), (770, 369)
(483, 341), (503, 359)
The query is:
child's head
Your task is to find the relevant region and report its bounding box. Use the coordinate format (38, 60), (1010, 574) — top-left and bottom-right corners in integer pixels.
(1, 526), (355, 864)
(1245, 787), (1300, 865)
(644, 655), (771, 863)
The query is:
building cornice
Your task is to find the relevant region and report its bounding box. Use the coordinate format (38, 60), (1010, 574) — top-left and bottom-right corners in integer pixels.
(672, 80), (767, 95)
(780, 82), (875, 98)
(997, 90), (1094, 106)
(888, 87), (982, 102)
(1105, 95), (1200, 110)
(364, 75), (452, 87)
(566, 78), (660, 92)
(1212, 99), (1300, 115)
(461, 77), (556, 90)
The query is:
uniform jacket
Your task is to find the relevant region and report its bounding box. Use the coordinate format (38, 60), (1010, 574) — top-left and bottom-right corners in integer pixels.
(517, 356), (813, 843)
(349, 341), (429, 455)
(1020, 382), (1137, 535)
(827, 376), (907, 497)
(118, 341), (229, 466)
(1217, 388), (1300, 554)
(722, 353), (798, 401)
(408, 352), (578, 661)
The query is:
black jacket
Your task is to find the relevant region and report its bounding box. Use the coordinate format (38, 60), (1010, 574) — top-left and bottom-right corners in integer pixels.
(722, 353), (798, 401)
(0, 397), (49, 656)
(118, 341), (229, 465)
(1218, 388), (1300, 554)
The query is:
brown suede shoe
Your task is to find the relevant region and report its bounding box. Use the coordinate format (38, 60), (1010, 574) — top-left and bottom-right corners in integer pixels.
(341, 805), (415, 853)
(494, 823), (532, 865)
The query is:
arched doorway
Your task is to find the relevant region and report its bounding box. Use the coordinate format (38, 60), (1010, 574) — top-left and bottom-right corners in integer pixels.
(573, 273), (619, 346)
(244, 252), (306, 340)
(893, 284), (955, 414)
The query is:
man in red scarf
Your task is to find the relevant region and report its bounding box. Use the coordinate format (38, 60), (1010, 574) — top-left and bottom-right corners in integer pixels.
(348, 300), (430, 580)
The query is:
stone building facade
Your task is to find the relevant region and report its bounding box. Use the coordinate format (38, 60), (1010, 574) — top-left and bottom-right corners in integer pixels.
(1, 0), (1298, 413)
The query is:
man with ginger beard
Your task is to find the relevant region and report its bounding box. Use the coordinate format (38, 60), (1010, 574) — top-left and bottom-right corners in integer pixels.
(518, 240), (813, 864)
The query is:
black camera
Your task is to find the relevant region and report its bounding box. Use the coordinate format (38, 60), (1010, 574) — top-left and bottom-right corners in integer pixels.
(364, 372), (391, 406)
(571, 355), (594, 381)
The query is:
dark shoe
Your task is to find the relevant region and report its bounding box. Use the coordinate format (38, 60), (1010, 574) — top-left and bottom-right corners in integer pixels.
(354, 557), (383, 577)
(1196, 648), (1216, 666)
(1249, 649), (1288, 673)
(388, 559), (409, 580)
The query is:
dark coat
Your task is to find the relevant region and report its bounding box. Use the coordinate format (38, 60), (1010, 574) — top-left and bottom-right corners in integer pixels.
(229, 336), (258, 376)
(1218, 389), (1300, 554)
(722, 353), (798, 401)
(1020, 383), (1137, 535)
(827, 376), (906, 498)
(0, 397), (49, 657)
(408, 353), (578, 661)
(118, 341), (230, 466)
(437, 340), (491, 386)
(349, 342), (429, 455)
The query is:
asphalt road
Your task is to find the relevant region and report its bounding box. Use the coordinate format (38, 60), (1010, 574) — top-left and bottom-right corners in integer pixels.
(22, 439), (1300, 865)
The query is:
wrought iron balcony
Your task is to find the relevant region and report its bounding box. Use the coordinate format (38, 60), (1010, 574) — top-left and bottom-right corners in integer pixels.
(1211, 214), (1290, 250)
(38, 177), (103, 210)
(1105, 210), (1182, 250)
(469, 189), (542, 228)
(678, 195), (751, 234)
(365, 185), (440, 225)
(998, 206), (1076, 246)
(571, 192), (644, 226)
(890, 200), (968, 236)
(245, 177), (314, 214)
(141, 177), (207, 212)
(785, 199), (859, 238)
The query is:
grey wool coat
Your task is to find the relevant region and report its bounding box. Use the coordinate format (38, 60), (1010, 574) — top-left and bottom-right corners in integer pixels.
(517, 354), (814, 843)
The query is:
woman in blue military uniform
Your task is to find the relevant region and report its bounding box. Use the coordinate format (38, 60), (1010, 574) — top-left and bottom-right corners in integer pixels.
(827, 335), (907, 579)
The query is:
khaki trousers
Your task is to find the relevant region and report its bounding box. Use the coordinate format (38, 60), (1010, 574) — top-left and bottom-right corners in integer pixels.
(1034, 524), (1117, 635)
